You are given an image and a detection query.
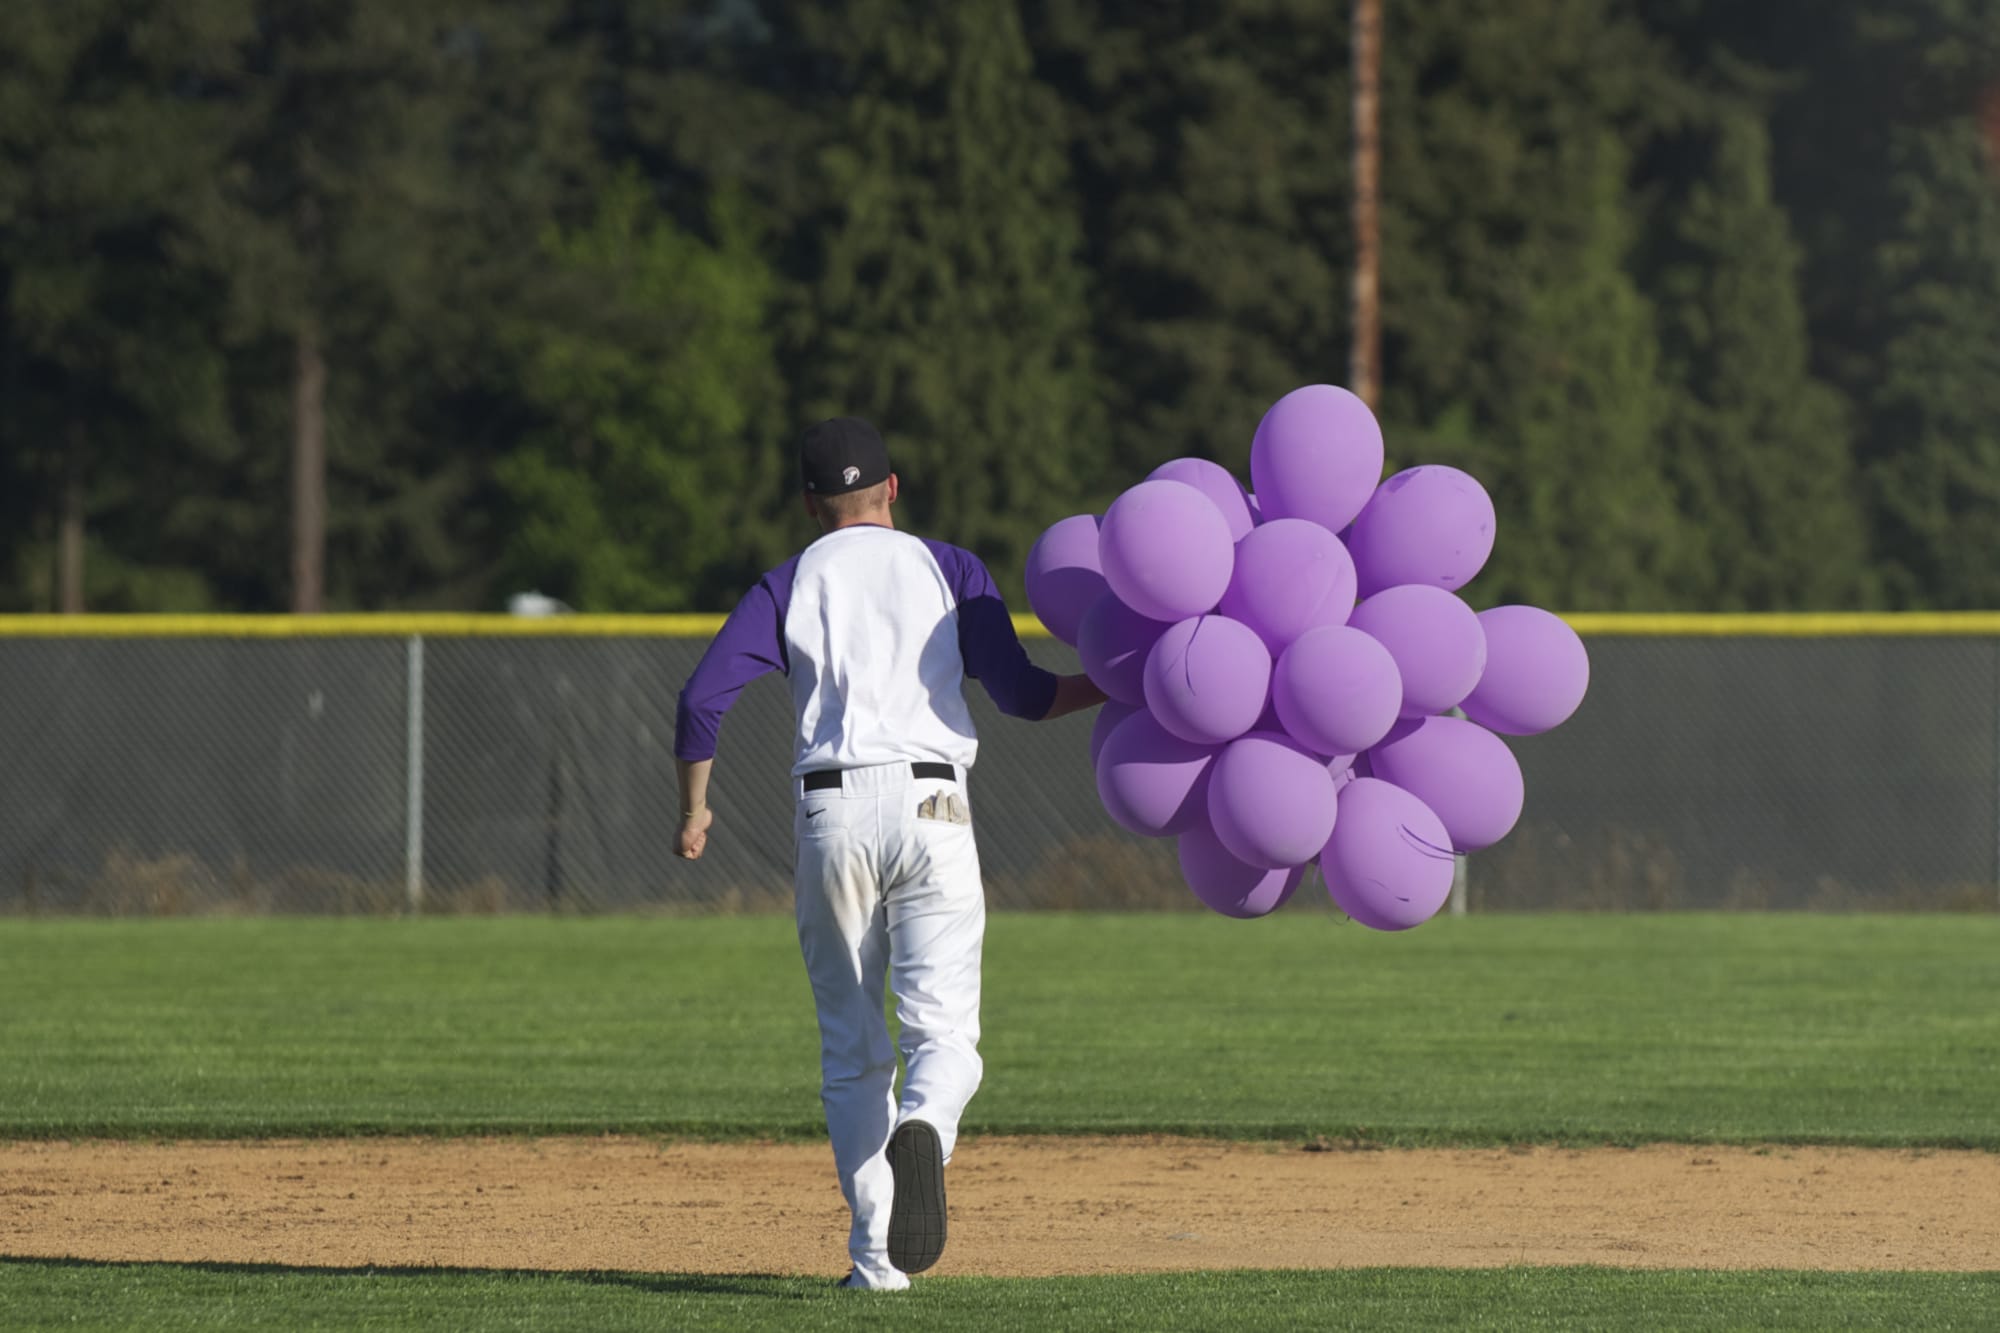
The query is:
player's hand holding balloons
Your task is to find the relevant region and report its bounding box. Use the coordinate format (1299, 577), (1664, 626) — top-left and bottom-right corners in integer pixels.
(1024, 384), (1590, 931)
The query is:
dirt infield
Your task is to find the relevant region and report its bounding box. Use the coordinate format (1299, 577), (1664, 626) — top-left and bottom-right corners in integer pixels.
(3, 1137), (1996, 1276)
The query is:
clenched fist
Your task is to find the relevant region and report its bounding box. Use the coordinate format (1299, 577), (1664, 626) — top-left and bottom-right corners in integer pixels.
(677, 806), (714, 860)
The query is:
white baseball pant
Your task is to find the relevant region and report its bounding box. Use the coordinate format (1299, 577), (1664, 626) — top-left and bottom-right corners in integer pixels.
(793, 760), (986, 1288)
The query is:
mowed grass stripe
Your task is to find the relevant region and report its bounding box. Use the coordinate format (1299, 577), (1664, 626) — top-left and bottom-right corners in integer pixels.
(2, 1261), (1995, 1332)
(0, 914), (1995, 1145)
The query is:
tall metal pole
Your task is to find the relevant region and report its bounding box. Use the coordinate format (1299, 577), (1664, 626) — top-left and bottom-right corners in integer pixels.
(1350, 0), (1383, 408)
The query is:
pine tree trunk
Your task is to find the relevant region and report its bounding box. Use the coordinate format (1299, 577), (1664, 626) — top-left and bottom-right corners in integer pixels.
(59, 422), (85, 614)
(1350, 0), (1383, 408)
(291, 314), (327, 614)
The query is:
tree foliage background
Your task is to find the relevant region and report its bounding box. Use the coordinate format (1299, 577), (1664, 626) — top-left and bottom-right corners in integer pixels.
(2, 0), (1996, 613)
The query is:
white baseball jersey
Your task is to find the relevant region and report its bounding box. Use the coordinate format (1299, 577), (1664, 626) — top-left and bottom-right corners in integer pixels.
(675, 525), (1056, 773)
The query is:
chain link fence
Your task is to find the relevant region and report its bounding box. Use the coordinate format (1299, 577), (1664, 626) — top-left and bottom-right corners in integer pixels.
(2, 621), (1996, 914)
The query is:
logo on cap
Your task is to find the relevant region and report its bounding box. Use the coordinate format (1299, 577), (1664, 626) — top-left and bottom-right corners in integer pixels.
(842, 466), (861, 486)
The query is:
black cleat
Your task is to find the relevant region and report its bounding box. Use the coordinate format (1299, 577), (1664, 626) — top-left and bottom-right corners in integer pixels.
(886, 1119), (947, 1273)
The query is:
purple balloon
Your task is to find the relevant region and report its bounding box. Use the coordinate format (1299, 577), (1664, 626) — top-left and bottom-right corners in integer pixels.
(1098, 480), (1235, 623)
(1319, 777), (1456, 931)
(1271, 624), (1403, 757)
(1094, 710), (1215, 837)
(1088, 700), (1142, 767)
(1347, 585), (1486, 718)
(1148, 458), (1255, 543)
(1077, 591), (1171, 706)
(1216, 519), (1358, 654)
(1245, 492), (1264, 525)
(1459, 605), (1590, 736)
(1025, 514), (1109, 645)
(1142, 614), (1271, 746)
(1206, 730), (1338, 869)
(1178, 821), (1305, 918)
(1367, 716), (1524, 852)
(1249, 385), (1385, 535)
(1348, 466), (1497, 598)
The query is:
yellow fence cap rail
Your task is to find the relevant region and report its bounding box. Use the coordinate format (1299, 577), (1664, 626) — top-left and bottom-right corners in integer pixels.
(0, 612), (1053, 639)
(2, 611), (1999, 638)
(0, 614), (723, 638)
(1562, 612), (2000, 636)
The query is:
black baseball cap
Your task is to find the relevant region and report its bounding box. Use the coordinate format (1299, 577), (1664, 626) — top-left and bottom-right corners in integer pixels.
(800, 417), (892, 495)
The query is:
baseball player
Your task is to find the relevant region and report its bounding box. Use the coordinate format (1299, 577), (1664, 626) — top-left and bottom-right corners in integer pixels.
(672, 417), (1105, 1290)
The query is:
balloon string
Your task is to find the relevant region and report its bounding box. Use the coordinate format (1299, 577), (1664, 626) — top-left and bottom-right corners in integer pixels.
(1399, 824), (1459, 862)
(1183, 616), (1205, 692)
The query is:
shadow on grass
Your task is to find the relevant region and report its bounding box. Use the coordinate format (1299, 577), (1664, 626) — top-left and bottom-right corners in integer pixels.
(0, 1255), (833, 1300)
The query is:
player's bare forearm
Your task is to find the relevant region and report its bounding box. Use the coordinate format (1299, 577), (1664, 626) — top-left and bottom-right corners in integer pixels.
(676, 758), (714, 859)
(1040, 673), (1108, 721)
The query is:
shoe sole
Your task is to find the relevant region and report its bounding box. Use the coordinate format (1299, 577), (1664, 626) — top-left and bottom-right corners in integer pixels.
(886, 1119), (947, 1273)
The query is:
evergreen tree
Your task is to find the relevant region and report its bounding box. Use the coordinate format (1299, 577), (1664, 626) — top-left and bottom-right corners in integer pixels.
(543, 0), (818, 579)
(0, 1), (242, 612)
(1869, 108), (2000, 607)
(1664, 0), (2000, 607)
(180, 0), (592, 611)
(1376, 0), (1691, 609)
(557, 0), (820, 233)
(494, 172), (787, 610)
(1024, 1), (1351, 484)
(799, 0), (1105, 595)
(1647, 109), (1874, 610)
(7, 0), (1994, 616)
(1486, 134), (1684, 610)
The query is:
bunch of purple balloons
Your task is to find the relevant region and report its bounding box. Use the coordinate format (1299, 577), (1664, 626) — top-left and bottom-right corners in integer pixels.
(1025, 384), (1590, 929)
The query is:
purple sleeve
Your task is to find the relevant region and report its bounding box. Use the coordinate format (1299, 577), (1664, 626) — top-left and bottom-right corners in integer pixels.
(923, 539), (1060, 721)
(674, 564), (795, 761)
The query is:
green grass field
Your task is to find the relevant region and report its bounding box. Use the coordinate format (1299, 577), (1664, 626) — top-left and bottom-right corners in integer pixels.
(2, 913), (1996, 1329)
(1, 914), (1994, 1143)
(4, 1259), (1996, 1331)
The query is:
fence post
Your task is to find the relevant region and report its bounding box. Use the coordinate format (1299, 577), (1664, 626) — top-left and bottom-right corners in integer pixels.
(405, 634), (426, 914)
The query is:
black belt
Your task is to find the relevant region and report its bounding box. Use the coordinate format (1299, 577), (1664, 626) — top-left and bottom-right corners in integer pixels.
(802, 761), (956, 792)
